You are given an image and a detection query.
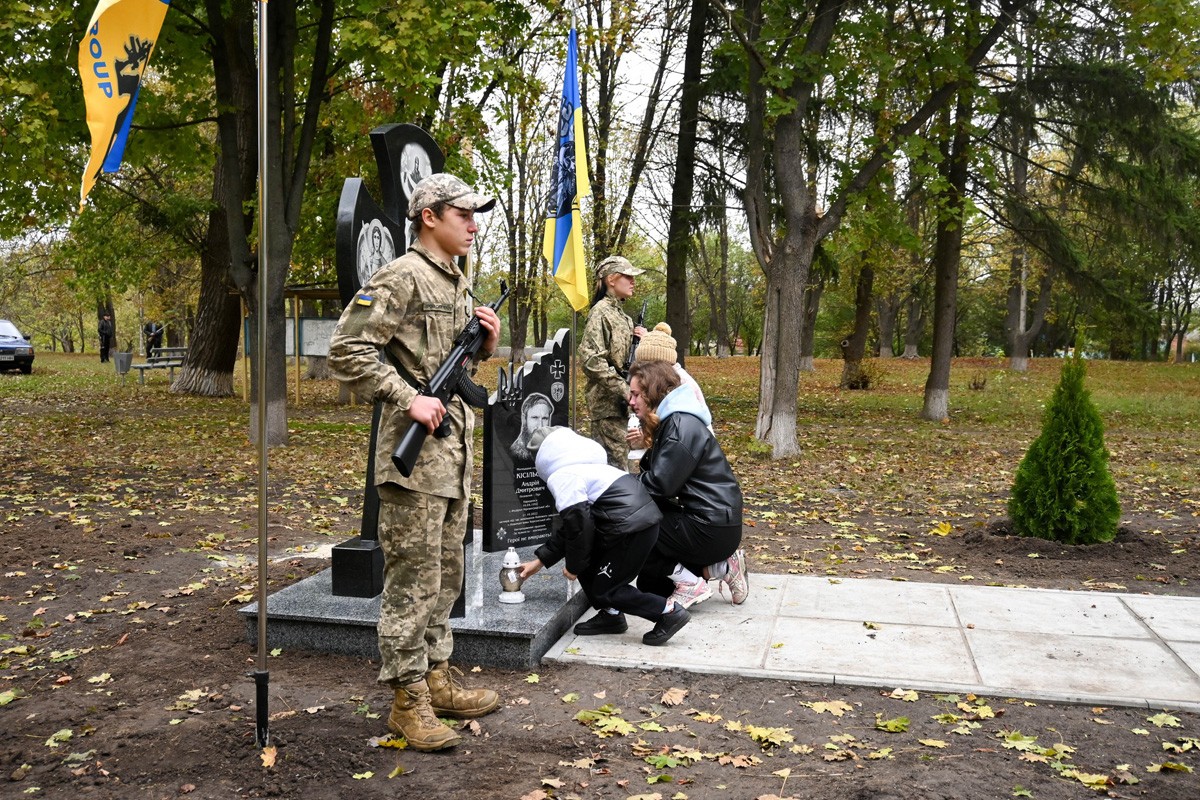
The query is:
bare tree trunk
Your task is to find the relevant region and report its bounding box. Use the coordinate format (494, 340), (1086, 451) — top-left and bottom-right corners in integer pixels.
(173, 158), (245, 398)
(875, 290), (899, 357)
(176, 0), (257, 399)
(922, 84), (973, 422)
(1006, 260), (1053, 373)
(584, 0), (681, 258)
(754, 276), (779, 439)
(499, 50), (548, 364)
(902, 286), (925, 357)
(798, 278), (823, 372)
(840, 264), (874, 388)
(662, 0), (707, 366)
(1006, 246), (1030, 373)
(714, 155), (732, 358)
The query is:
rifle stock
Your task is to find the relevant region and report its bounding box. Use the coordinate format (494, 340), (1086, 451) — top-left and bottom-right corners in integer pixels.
(391, 281), (510, 478)
(621, 299), (648, 381)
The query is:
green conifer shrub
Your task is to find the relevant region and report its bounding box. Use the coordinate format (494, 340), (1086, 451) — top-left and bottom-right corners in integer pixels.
(1007, 355), (1120, 544)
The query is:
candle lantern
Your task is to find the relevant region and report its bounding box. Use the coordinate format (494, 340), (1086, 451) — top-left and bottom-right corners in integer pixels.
(498, 546), (526, 604)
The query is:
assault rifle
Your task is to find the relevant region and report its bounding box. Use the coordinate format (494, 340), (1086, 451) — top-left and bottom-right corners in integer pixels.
(620, 299), (648, 381)
(391, 281), (510, 478)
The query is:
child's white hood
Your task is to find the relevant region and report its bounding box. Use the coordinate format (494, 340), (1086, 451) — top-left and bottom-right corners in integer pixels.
(534, 427), (625, 511)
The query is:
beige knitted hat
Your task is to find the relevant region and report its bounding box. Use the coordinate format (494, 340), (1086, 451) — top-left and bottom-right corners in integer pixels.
(636, 322), (677, 364)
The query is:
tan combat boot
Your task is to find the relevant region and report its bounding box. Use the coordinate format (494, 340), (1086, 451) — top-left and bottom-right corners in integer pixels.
(387, 679), (462, 751)
(426, 661), (500, 719)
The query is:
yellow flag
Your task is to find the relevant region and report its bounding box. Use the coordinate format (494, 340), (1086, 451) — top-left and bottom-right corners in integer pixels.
(78, 0), (171, 211)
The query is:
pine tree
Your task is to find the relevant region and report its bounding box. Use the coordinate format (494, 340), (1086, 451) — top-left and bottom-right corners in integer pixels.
(1008, 355), (1120, 544)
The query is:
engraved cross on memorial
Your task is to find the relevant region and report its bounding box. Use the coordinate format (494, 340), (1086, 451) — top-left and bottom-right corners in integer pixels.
(331, 123), (444, 598)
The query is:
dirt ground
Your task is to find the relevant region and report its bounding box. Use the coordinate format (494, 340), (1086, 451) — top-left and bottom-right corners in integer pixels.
(4, 486), (1198, 799)
(3, 365), (1199, 799)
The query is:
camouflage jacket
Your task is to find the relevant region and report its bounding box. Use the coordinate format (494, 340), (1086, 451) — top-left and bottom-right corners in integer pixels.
(579, 294), (633, 418)
(328, 242), (486, 499)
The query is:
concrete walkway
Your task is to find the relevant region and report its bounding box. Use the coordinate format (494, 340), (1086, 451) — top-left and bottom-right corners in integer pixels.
(544, 575), (1200, 712)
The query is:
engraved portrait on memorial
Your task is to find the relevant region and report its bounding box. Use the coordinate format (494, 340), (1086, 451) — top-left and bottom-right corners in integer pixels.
(509, 392), (554, 465)
(356, 219), (395, 287)
(400, 142), (433, 251)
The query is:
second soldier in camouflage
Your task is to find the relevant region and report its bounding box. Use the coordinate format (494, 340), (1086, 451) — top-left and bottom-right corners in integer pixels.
(578, 255), (647, 469)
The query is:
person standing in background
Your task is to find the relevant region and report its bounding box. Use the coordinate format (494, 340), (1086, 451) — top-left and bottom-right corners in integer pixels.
(143, 320), (164, 356)
(578, 256), (647, 469)
(98, 313), (113, 363)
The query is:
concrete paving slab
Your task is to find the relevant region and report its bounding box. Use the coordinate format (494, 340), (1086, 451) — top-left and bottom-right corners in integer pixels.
(1169, 642), (1200, 677)
(949, 585), (1147, 638)
(556, 605), (777, 674)
(780, 576), (958, 627)
(240, 544), (587, 669)
(764, 617), (978, 687)
(966, 629), (1200, 708)
(543, 574), (1200, 713)
(1121, 595), (1200, 642)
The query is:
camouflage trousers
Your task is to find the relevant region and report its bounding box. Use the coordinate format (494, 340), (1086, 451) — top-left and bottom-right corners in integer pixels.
(375, 484), (468, 687)
(590, 414), (629, 471)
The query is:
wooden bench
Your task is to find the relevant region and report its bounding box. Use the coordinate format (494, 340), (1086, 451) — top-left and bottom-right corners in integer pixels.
(131, 347), (187, 384)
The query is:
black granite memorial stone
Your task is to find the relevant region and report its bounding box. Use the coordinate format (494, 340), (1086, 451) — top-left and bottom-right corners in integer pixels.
(334, 123), (444, 307)
(482, 329), (572, 552)
(330, 123), (443, 598)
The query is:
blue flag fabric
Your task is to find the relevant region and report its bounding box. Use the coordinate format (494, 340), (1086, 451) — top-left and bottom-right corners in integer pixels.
(542, 28), (592, 312)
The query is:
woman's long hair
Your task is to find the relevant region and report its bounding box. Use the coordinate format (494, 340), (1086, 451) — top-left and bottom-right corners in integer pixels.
(628, 360), (680, 445)
(589, 275), (608, 307)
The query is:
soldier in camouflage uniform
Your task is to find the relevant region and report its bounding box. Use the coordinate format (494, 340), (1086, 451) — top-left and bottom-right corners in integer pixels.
(328, 173), (502, 752)
(578, 256), (647, 469)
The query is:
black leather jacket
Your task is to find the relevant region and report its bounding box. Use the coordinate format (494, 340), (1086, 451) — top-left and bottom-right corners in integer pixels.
(638, 411), (742, 528)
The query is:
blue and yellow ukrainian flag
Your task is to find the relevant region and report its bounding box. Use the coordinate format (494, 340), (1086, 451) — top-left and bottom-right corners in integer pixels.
(78, 0), (171, 211)
(542, 27), (592, 312)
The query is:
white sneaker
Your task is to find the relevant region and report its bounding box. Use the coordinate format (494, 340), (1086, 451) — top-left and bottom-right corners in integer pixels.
(721, 549), (749, 605)
(668, 579), (712, 609)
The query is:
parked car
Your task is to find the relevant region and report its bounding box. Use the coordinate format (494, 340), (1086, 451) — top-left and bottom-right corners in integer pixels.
(0, 319), (34, 374)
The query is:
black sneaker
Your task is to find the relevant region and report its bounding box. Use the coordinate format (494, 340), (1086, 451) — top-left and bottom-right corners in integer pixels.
(642, 603), (690, 646)
(574, 611), (628, 635)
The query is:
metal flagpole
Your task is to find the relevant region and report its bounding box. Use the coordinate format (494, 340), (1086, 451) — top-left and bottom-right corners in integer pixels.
(570, 309), (578, 429)
(253, 0), (271, 749)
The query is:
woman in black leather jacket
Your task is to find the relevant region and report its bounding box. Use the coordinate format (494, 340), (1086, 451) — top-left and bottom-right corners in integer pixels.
(629, 360), (748, 609)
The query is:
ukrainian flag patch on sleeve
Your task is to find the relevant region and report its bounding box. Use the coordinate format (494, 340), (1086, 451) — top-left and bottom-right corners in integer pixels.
(355, 293), (374, 307)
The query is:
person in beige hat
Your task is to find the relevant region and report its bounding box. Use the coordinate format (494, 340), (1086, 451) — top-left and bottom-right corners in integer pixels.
(627, 360), (748, 610)
(629, 322), (712, 433)
(628, 326), (744, 607)
(578, 255), (648, 469)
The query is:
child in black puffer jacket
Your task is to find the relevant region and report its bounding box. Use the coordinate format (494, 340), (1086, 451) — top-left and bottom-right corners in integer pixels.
(517, 426), (690, 646)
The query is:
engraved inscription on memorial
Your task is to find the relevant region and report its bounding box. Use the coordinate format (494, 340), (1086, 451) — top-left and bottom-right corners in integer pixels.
(482, 329), (572, 551)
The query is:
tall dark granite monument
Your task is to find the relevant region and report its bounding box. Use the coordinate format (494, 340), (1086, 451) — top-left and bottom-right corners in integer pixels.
(483, 329), (572, 551)
(331, 124), (443, 598)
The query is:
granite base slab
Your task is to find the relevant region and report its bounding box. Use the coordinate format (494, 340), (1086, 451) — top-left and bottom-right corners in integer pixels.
(239, 545), (588, 670)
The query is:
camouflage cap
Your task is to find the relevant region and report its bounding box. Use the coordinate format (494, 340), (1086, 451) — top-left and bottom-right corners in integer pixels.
(596, 255), (644, 279)
(406, 173), (496, 220)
